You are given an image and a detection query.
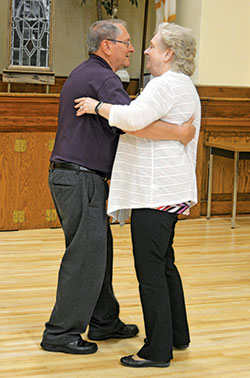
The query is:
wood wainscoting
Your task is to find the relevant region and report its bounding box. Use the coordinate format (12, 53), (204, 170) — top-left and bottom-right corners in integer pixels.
(0, 84), (250, 230)
(0, 93), (60, 230)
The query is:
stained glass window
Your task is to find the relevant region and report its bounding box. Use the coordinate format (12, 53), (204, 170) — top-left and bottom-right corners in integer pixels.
(11, 0), (51, 68)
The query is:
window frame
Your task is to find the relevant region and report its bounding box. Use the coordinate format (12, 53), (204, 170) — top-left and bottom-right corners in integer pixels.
(3, 0), (55, 88)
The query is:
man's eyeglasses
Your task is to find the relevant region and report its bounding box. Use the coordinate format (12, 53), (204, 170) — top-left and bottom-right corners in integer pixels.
(107, 39), (131, 47)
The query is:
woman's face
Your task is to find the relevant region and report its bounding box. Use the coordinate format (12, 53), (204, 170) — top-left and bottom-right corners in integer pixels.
(144, 32), (170, 77)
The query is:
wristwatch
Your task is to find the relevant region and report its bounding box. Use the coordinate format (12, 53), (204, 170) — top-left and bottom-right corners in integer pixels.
(95, 101), (104, 116)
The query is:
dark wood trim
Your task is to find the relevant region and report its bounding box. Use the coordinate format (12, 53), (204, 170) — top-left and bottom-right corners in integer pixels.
(0, 74), (66, 94)
(3, 69), (55, 85)
(0, 93), (59, 132)
(197, 85), (250, 98)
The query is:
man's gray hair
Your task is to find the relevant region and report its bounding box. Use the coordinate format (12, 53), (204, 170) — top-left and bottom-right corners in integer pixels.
(87, 19), (127, 54)
(158, 23), (197, 76)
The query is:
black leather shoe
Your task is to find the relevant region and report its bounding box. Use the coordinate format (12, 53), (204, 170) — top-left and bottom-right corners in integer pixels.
(120, 355), (170, 368)
(174, 343), (189, 350)
(40, 338), (98, 354)
(88, 324), (139, 340)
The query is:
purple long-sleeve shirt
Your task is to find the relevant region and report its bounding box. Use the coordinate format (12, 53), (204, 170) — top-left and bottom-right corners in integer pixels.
(51, 54), (131, 178)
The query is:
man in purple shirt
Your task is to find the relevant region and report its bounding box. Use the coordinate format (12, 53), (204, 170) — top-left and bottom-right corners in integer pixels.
(40, 19), (138, 356)
(41, 19), (195, 355)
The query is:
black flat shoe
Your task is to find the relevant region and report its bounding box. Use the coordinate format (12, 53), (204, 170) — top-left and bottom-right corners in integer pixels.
(40, 338), (98, 354)
(88, 324), (139, 341)
(120, 355), (170, 368)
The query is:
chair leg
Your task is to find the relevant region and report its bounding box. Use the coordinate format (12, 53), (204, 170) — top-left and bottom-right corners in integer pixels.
(231, 152), (239, 228)
(207, 147), (213, 220)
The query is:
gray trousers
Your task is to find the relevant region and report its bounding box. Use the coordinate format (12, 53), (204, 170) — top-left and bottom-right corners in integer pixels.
(42, 168), (122, 344)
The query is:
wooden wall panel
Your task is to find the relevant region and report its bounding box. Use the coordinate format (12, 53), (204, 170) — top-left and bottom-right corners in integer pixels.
(0, 93), (59, 132)
(0, 94), (60, 230)
(0, 133), (19, 229)
(0, 132), (60, 230)
(197, 85), (250, 98)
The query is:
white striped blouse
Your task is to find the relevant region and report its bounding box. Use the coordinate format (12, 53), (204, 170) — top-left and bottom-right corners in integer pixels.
(107, 70), (201, 225)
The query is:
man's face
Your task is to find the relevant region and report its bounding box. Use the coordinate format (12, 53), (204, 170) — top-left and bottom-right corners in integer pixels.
(108, 25), (134, 72)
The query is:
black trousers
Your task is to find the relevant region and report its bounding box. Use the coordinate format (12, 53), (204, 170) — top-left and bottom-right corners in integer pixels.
(131, 208), (190, 362)
(42, 168), (122, 345)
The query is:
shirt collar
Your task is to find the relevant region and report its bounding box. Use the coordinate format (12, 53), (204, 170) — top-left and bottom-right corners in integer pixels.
(89, 54), (113, 71)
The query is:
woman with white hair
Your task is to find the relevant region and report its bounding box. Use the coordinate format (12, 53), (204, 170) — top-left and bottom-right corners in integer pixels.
(75, 23), (200, 368)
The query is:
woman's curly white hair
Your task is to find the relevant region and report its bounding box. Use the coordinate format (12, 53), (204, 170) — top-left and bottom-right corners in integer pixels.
(158, 23), (196, 76)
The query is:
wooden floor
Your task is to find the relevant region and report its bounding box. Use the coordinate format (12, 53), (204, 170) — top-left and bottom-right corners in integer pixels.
(1, 217), (250, 378)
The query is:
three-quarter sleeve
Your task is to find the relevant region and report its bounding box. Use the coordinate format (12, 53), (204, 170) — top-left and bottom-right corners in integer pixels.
(109, 77), (174, 131)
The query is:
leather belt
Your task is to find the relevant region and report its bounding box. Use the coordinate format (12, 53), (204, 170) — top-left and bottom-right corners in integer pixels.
(49, 161), (108, 180)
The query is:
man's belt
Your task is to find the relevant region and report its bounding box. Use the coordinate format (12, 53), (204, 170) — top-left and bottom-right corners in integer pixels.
(49, 161), (108, 180)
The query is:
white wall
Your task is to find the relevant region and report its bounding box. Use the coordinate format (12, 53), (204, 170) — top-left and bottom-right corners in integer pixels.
(177, 0), (250, 86)
(176, 0), (202, 84)
(198, 0), (250, 86)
